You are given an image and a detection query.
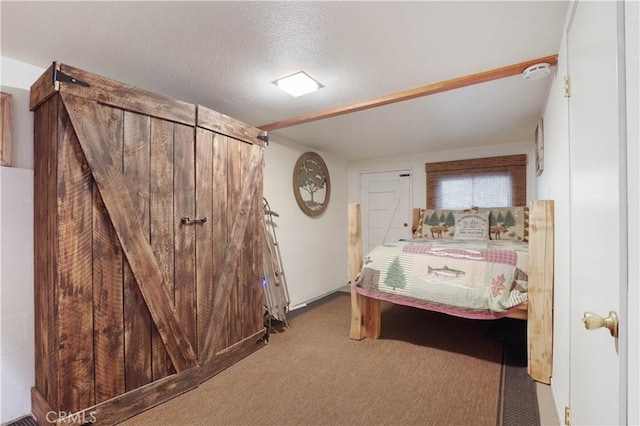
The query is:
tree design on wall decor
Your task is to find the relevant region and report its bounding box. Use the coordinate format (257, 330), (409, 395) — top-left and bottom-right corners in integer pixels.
(293, 152), (331, 217)
(298, 159), (325, 205)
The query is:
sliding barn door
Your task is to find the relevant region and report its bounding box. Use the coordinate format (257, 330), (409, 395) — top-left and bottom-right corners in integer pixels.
(195, 108), (265, 371)
(31, 62), (265, 424)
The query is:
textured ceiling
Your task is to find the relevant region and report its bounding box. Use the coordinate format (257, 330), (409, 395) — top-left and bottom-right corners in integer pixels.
(1, 1), (569, 161)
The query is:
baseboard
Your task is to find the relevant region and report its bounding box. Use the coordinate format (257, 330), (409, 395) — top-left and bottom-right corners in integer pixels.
(287, 288), (350, 320)
(292, 283), (350, 308)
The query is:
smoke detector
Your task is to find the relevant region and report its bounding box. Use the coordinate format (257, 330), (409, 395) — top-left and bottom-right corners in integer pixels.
(523, 63), (552, 81)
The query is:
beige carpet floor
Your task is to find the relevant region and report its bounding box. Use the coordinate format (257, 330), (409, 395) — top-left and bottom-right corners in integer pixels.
(122, 293), (513, 425)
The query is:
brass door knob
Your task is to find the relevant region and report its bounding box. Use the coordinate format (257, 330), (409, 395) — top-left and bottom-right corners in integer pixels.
(582, 311), (618, 338)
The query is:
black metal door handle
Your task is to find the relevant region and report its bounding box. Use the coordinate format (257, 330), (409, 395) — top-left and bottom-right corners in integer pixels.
(181, 217), (207, 224)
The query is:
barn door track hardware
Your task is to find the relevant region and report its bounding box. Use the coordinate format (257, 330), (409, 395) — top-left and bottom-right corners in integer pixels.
(51, 62), (90, 87)
(257, 132), (269, 145)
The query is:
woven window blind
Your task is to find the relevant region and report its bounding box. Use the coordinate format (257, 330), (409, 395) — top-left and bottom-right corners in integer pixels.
(425, 154), (527, 209)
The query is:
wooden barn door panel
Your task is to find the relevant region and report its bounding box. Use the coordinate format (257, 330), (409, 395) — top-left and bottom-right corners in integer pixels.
(174, 123), (197, 361)
(195, 128), (215, 357)
(91, 105), (125, 404)
(60, 93), (198, 374)
(149, 117), (176, 380)
(227, 137), (242, 346)
(195, 130), (230, 359)
(236, 138), (263, 340)
(56, 94), (95, 412)
(33, 95), (59, 410)
(227, 137), (264, 345)
(239, 140), (263, 339)
(195, 128), (264, 365)
(122, 111), (153, 391)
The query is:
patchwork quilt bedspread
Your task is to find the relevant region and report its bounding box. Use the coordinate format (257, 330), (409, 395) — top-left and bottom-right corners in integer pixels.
(354, 239), (529, 319)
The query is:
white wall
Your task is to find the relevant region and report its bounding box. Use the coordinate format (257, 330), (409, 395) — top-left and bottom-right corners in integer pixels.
(263, 137), (349, 307)
(0, 56), (43, 423)
(347, 141), (536, 207)
(536, 24), (570, 423)
(0, 168), (34, 422)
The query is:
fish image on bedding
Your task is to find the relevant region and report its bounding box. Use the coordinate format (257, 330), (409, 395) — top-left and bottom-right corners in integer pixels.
(427, 265), (465, 278)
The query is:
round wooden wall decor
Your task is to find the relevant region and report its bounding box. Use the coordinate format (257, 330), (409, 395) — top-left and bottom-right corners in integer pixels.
(293, 152), (331, 217)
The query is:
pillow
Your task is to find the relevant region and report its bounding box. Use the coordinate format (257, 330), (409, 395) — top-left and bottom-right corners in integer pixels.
(421, 209), (455, 239)
(453, 211), (490, 240)
(478, 206), (529, 241)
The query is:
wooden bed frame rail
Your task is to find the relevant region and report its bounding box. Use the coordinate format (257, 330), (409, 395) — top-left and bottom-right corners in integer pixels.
(348, 200), (554, 384)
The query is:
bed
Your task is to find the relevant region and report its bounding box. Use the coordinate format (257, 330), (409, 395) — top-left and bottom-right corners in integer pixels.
(348, 200), (554, 384)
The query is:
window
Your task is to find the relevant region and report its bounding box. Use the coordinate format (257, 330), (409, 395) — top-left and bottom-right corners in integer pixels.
(425, 154), (527, 209)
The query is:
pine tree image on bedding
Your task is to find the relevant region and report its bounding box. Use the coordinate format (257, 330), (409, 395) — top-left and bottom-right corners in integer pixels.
(384, 255), (406, 291)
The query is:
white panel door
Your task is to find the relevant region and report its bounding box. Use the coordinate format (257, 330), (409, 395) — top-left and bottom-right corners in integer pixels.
(568, 2), (625, 424)
(360, 170), (411, 253)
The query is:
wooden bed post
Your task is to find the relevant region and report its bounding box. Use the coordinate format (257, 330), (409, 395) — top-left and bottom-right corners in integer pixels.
(348, 203), (381, 339)
(527, 200), (554, 384)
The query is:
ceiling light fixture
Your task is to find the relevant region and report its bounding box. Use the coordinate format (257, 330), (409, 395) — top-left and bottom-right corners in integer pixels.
(522, 63), (552, 81)
(273, 71), (323, 97)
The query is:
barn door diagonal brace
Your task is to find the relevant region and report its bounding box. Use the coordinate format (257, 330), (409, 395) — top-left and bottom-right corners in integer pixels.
(60, 92), (198, 372)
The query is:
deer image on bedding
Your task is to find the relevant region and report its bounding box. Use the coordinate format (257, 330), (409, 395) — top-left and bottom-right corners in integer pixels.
(429, 224), (449, 239)
(490, 224), (509, 240)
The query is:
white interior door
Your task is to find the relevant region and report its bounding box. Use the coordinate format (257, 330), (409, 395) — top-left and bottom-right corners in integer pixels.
(624, 3), (640, 423)
(360, 170), (411, 253)
(568, 2), (625, 424)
